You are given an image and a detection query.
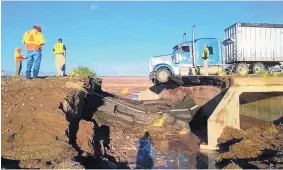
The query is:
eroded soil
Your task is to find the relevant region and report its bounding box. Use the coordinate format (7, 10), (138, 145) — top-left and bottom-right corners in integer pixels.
(1, 76), (205, 169)
(217, 124), (283, 169)
(1, 77), (84, 168)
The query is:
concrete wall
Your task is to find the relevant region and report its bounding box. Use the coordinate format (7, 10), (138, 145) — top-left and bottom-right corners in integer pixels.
(240, 92), (283, 122)
(207, 84), (283, 148)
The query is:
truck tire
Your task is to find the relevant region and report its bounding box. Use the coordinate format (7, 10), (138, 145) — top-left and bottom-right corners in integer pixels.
(235, 63), (249, 76)
(156, 68), (171, 83)
(252, 62), (266, 74)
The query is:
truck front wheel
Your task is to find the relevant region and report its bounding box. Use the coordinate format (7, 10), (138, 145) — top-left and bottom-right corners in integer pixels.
(156, 68), (171, 83)
(252, 62), (266, 74)
(235, 63), (249, 76)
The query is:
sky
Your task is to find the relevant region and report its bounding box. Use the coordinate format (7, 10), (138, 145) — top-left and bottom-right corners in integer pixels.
(1, 1), (283, 76)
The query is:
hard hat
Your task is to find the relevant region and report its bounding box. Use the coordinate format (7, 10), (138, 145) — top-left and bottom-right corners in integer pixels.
(33, 25), (42, 32)
(15, 47), (22, 52)
(58, 38), (62, 42)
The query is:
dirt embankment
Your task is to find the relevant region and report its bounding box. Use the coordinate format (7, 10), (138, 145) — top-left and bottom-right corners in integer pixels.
(1, 77), (81, 168)
(217, 124), (283, 169)
(1, 76), (203, 169)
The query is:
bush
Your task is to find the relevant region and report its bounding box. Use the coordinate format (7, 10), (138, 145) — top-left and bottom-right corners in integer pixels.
(69, 66), (97, 78)
(69, 66), (102, 91)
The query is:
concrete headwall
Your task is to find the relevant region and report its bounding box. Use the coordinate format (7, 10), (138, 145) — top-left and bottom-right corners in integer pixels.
(206, 77), (283, 148)
(240, 92), (283, 122)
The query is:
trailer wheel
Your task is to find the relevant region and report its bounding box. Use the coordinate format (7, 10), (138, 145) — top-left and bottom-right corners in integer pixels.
(252, 62), (266, 74)
(156, 68), (171, 83)
(235, 63), (249, 76)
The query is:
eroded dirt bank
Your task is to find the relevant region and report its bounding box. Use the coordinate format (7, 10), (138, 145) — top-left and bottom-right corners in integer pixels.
(1, 76), (207, 169)
(1, 77), (81, 168)
(6, 76), (282, 169)
(217, 123), (283, 169)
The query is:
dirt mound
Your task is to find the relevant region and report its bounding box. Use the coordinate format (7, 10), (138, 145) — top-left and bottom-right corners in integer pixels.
(1, 77), (81, 168)
(216, 124), (283, 169)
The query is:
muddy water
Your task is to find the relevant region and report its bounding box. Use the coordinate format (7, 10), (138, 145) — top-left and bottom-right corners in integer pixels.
(151, 148), (218, 169)
(94, 111), (218, 169)
(149, 132), (218, 169)
(240, 115), (271, 130)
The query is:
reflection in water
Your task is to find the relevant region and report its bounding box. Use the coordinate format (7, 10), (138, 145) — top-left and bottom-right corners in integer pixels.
(135, 132), (218, 169)
(151, 151), (217, 169)
(136, 132), (154, 169)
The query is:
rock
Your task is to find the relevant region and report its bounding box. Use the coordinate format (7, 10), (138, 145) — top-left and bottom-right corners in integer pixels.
(19, 160), (49, 169)
(76, 120), (95, 154)
(101, 157), (118, 169)
(223, 162), (242, 169)
(55, 160), (84, 169)
(173, 119), (190, 132)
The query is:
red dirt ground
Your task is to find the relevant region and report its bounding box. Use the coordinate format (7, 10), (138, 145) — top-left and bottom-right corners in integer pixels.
(1, 76), (205, 169)
(1, 76), (81, 168)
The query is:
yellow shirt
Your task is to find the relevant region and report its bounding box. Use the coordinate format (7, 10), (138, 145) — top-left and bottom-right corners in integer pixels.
(53, 42), (66, 54)
(202, 47), (210, 59)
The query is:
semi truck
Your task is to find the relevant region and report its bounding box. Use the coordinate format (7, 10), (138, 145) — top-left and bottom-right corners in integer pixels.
(149, 22), (283, 84)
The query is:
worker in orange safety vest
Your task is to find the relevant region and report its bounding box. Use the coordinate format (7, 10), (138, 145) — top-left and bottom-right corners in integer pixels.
(22, 25), (46, 79)
(14, 47), (26, 76)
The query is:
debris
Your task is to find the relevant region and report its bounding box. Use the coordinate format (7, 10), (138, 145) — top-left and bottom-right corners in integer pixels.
(76, 120), (95, 154)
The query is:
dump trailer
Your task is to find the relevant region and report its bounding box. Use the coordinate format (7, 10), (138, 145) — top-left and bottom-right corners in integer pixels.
(149, 22), (283, 84)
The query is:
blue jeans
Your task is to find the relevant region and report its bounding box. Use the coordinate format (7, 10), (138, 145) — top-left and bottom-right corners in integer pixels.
(26, 50), (42, 79)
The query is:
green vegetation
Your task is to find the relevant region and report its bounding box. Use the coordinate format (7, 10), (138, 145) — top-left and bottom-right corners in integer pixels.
(69, 66), (97, 78)
(69, 66), (102, 90)
(258, 70), (280, 77)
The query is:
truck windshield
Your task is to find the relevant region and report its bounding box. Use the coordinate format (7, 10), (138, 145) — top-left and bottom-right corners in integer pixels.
(172, 46), (178, 54)
(172, 45), (190, 54)
(182, 46), (190, 52)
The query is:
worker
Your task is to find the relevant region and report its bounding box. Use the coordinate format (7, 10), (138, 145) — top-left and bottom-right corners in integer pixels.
(22, 25), (46, 79)
(14, 47), (26, 76)
(53, 38), (66, 76)
(202, 44), (210, 75)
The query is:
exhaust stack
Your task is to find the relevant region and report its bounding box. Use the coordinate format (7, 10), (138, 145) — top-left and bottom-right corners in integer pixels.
(192, 25), (196, 69)
(183, 33), (186, 43)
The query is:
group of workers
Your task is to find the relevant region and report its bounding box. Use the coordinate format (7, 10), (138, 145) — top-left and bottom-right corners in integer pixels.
(14, 25), (67, 78)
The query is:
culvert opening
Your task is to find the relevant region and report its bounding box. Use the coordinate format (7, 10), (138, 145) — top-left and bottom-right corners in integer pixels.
(239, 92), (283, 130)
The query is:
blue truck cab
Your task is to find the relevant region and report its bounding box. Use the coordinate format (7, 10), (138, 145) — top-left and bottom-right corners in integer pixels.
(149, 37), (223, 83)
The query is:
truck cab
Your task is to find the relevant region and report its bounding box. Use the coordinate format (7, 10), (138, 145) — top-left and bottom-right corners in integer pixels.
(149, 38), (223, 84)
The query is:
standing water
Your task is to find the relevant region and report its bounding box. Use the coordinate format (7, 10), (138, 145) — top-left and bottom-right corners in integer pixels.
(135, 131), (218, 169)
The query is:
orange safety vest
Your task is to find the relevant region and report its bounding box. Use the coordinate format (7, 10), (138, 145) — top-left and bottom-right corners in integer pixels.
(24, 31), (41, 51)
(14, 52), (24, 62)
